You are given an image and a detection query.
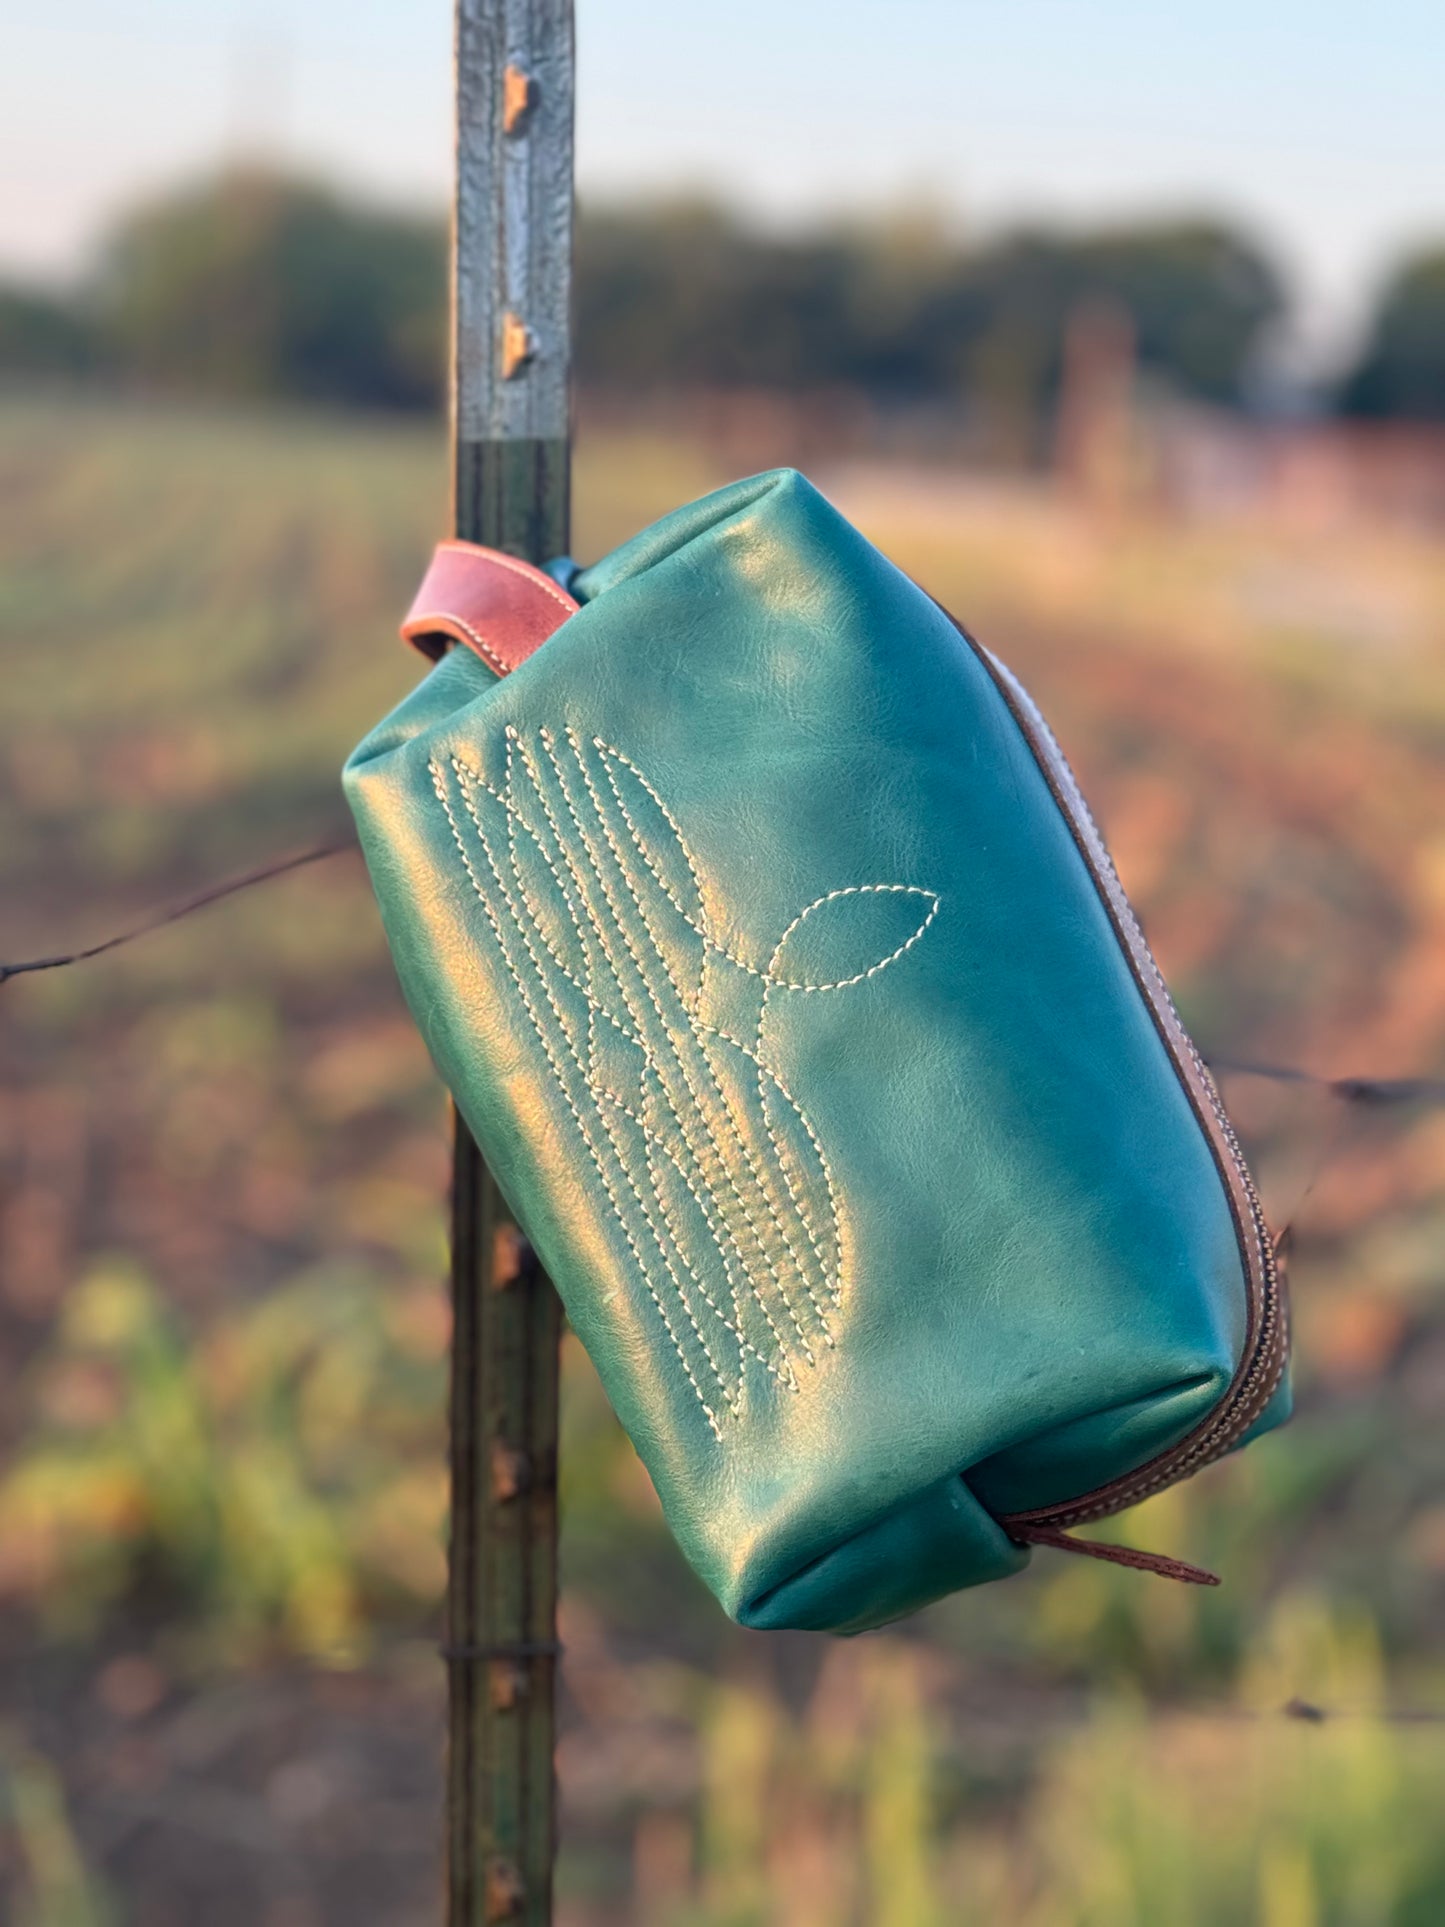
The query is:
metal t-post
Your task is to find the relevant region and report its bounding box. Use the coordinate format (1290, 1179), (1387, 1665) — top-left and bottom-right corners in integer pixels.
(446, 4), (572, 1922)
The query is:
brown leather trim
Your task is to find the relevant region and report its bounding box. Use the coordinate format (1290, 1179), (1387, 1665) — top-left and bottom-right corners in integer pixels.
(401, 539), (578, 672)
(1010, 1523), (1220, 1586)
(944, 623), (1284, 1529)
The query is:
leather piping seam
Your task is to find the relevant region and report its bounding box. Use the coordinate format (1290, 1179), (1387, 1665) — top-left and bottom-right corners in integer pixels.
(985, 648), (1264, 1356)
(945, 623), (1279, 1530)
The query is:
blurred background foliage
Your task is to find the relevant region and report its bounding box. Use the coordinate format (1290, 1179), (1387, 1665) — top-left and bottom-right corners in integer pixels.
(1339, 249), (1445, 424)
(1, 168), (1444, 429)
(1, 367), (1443, 1920)
(1, 142), (1444, 1927)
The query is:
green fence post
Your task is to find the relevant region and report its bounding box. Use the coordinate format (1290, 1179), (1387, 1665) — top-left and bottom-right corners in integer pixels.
(446, 4), (573, 1921)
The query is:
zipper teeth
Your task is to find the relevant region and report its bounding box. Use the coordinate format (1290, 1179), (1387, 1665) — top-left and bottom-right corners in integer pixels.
(969, 646), (1288, 1532)
(1067, 808), (1287, 1508)
(1031, 1240), (1287, 1527)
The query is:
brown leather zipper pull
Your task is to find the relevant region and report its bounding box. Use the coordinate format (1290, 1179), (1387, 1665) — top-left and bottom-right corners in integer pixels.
(1011, 1522), (1220, 1587)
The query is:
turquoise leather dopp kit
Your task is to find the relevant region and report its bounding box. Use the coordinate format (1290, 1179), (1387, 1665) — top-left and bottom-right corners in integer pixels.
(344, 469), (1289, 1632)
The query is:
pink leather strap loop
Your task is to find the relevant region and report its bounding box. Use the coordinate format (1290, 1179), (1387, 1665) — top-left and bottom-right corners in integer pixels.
(400, 539), (579, 675)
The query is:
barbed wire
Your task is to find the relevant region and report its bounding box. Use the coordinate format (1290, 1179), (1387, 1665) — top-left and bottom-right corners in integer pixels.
(5, 841), (1442, 1121)
(3, 842), (1444, 1727)
(1210, 1056), (1445, 1107)
(898, 1690), (1445, 1729)
(0, 835), (357, 986)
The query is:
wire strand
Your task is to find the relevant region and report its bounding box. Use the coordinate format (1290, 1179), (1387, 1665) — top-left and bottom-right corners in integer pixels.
(1209, 1055), (1445, 1107)
(0, 835), (358, 986)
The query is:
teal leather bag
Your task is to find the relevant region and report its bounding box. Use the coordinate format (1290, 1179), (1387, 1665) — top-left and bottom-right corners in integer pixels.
(344, 469), (1289, 1633)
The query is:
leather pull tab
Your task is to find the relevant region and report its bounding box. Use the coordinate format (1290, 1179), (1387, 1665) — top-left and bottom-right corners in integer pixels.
(1010, 1522), (1221, 1587)
(401, 540), (579, 674)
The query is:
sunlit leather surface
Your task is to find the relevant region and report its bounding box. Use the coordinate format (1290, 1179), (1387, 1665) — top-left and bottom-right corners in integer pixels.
(345, 470), (1276, 1632)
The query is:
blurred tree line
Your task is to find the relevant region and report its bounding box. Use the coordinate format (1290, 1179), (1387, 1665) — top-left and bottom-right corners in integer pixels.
(1, 169), (1441, 425)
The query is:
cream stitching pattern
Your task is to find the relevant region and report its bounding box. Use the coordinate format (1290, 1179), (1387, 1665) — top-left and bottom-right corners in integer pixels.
(432, 730), (939, 1432)
(699, 1023), (844, 1298)
(518, 727), (802, 1375)
(455, 737), (797, 1387)
(561, 727), (827, 1356)
(765, 884), (941, 994)
(431, 757), (727, 1434)
(412, 546), (576, 668)
(501, 732), (799, 1380)
(596, 739), (940, 994)
(475, 745), (740, 1409)
(476, 760), (764, 1417)
(594, 742), (922, 1306)
(407, 611), (510, 677)
(601, 1084), (800, 1387)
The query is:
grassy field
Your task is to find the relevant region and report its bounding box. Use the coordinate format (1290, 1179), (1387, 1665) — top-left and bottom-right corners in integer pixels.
(2, 391), (1445, 1924)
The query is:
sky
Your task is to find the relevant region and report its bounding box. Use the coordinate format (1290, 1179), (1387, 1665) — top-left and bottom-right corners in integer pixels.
(2, 0), (1440, 368)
